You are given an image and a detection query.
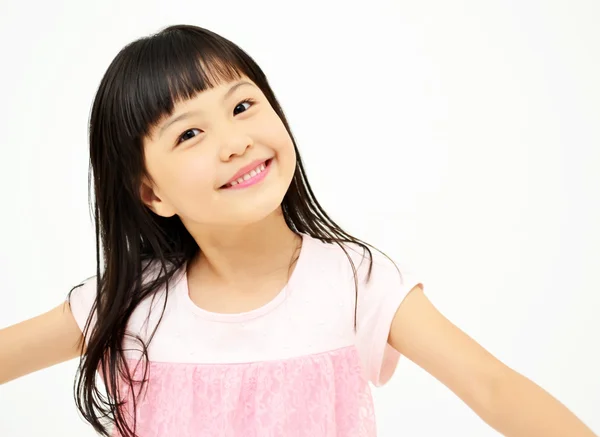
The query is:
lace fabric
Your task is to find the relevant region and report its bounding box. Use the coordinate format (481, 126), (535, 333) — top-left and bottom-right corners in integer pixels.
(115, 346), (376, 437)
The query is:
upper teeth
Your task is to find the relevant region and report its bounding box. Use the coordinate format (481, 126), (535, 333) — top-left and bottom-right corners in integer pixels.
(229, 162), (266, 186)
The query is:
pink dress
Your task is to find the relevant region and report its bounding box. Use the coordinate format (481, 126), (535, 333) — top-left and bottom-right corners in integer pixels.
(68, 234), (422, 436)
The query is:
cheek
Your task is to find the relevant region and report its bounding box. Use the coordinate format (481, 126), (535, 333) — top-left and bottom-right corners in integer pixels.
(259, 112), (295, 157)
(258, 116), (296, 185)
(273, 124), (296, 172)
(163, 155), (217, 212)
(175, 156), (215, 194)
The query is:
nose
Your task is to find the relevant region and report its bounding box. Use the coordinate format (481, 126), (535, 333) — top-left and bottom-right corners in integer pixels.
(217, 126), (254, 161)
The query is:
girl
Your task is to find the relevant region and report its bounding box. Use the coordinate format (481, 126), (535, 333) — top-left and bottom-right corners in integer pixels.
(0, 24), (595, 437)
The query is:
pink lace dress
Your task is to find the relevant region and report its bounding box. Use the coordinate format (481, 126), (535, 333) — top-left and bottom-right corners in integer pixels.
(68, 234), (422, 436)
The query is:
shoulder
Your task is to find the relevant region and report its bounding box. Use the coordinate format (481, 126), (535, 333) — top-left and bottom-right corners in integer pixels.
(301, 234), (406, 288)
(66, 259), (180, 332)
(66, 275), (98, 337)
(67, 275), (97, 310)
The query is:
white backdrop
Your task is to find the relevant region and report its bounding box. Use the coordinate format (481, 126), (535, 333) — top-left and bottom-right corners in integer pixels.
(0, 0), (598, 435)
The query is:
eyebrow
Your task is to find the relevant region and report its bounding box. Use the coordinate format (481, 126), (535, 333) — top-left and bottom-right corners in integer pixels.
(158, 81), (255, 138)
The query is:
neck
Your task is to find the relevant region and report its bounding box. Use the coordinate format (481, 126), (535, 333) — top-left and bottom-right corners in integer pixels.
(186, 207), (301, 286)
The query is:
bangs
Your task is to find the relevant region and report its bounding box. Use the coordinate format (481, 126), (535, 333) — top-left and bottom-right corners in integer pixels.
(102, 26), (255, 143)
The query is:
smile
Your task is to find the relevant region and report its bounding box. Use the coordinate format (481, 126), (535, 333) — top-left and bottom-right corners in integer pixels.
(221, 159), (272, 190)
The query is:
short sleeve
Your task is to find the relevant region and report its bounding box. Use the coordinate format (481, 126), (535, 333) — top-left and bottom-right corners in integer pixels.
(66, 276), (98, 344)
(353, 248), (423, 387)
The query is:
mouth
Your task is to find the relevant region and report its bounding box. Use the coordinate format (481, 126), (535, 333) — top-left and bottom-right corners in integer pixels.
(220, 158), (273, 189)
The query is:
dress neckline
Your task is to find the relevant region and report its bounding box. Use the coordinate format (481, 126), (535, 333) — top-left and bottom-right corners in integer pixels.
(177, 233), (310, 323)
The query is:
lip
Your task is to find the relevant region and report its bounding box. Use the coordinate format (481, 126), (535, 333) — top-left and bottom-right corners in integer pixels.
(222, 158), (270, 187)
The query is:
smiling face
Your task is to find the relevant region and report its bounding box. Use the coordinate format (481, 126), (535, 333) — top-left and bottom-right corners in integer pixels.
(140, 76), (297, 229)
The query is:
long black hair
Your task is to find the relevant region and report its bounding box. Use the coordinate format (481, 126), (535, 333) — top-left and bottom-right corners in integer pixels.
(67, 24), (399, 437)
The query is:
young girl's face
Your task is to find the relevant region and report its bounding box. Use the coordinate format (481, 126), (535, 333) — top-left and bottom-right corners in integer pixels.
(140, 75), (296, 228)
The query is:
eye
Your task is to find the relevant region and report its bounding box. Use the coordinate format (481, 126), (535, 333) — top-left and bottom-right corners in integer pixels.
(177, 128), (202, 144)
(233, 98), (256, 116)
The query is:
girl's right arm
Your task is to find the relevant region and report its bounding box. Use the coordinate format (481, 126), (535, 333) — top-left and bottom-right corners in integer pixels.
(0, 301), (84, 385)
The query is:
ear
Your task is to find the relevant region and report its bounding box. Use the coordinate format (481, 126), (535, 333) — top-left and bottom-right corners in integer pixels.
(139, 176), (177, 218)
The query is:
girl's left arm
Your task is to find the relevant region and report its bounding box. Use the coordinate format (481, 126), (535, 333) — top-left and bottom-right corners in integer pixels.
(389, 285), (597, 437)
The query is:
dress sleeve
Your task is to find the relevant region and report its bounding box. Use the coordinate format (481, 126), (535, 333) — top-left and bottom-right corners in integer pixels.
(66, 276), (98, 344)
(353, 247), (423, 387)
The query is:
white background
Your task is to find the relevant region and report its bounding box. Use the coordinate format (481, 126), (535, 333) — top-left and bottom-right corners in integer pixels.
(0, 0), (598, 435)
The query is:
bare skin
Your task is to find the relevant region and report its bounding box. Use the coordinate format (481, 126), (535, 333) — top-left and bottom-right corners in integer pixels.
(0, 302), (83, 384)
